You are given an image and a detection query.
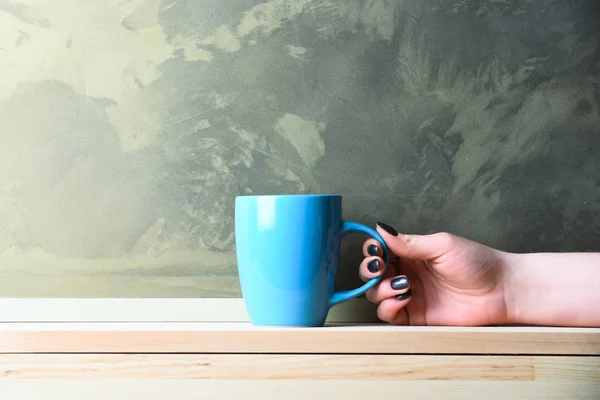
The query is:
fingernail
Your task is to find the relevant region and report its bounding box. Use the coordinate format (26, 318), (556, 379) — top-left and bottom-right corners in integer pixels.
(391, 276), (409, 290)
(376, 221), (398, 236)
(367, 244), (379, 256)
(367, 259), (380, 273)
(396, 289), (412, 301)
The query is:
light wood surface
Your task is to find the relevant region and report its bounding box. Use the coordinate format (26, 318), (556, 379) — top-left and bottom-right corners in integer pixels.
(2, 380), (600, 400)
(1, 354), (599, 381)
(1, 323), (599, 399)
(1, 356), (599, 400)
(1, 323), (599, 354)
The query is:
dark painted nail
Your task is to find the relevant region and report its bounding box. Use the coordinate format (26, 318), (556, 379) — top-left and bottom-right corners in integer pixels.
(391, 276), (409, 291)
(396, 289), (413, 301)
(367, 259), (380, 273)
(376, 221), (398, 236)
(367, 244), (379, 256)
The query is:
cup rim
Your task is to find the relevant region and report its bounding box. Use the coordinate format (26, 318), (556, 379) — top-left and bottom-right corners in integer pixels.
(235, 193), (341, 199)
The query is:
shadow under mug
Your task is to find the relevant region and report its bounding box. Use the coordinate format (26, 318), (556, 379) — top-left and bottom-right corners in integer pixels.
(235, 194), (389, 327)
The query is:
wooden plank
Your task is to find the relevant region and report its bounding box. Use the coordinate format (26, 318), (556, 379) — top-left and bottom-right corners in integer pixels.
(1, 378), (599, 400)
(0, 354), (541, 380)
(0, 323), (599, 355)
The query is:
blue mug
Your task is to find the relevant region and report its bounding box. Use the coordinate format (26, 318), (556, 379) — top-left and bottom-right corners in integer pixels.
(235, 194), (389, 327)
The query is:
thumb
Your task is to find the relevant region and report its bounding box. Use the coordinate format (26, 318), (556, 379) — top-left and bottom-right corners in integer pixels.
(375, 222), (456, 260)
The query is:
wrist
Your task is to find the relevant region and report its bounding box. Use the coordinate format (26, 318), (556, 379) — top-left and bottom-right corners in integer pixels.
(499, 251), (600, 327)
(499, 251), (523, 325)
(481, 244), (600, 327)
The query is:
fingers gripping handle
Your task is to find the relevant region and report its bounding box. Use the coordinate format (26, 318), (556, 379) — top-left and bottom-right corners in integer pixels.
(328, 221), (389, 308)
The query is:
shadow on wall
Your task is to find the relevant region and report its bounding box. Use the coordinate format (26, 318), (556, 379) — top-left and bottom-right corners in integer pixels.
(0, 0), (599, 297)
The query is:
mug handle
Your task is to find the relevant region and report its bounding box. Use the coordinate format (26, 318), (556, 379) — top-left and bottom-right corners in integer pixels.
(328, 221), (389, 308)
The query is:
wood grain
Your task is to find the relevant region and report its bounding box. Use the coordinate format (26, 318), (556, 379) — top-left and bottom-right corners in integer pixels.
(1, 354), (599, 382)
(1, 323), (599, 354)
(0, 354), (546, 380)
(4, 380), (600, 400)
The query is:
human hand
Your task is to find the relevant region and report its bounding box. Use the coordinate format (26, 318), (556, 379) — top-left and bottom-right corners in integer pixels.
(358, 222), (510, 326)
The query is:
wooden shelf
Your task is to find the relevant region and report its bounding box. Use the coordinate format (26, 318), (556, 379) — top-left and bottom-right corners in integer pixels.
(1, 322), (599, 355)
(2, 354), (599, 380)
(1, 323), (599, 399)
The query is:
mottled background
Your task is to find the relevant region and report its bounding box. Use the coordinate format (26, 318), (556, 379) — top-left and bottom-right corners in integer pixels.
(1, 0), (599, 297)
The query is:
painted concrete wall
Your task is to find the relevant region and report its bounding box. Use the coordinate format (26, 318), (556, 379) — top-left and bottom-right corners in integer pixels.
(1, 0), (599, 297)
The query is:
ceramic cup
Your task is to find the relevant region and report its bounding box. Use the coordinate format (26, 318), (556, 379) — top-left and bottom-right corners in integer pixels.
(235, 194), (389, 327)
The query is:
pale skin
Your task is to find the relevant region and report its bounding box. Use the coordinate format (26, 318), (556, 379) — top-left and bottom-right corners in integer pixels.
(358, 222), (600, 327)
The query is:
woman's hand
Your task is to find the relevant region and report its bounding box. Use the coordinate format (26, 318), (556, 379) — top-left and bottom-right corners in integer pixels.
(358, 222), (510, 326)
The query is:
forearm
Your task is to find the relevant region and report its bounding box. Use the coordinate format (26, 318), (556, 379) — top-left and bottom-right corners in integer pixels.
(503, 252), (600, 327)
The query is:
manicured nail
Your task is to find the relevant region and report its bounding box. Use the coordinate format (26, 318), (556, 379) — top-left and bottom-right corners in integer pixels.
(391, 276), (409, 290)
(376, 221), (398, 236)
(367, 259), (380, 273)
(396, 289), (412, 301)
(367, 244), (379, 256)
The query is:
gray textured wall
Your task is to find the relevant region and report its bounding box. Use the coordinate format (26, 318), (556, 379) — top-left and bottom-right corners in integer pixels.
(1, 0), (599, 297)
